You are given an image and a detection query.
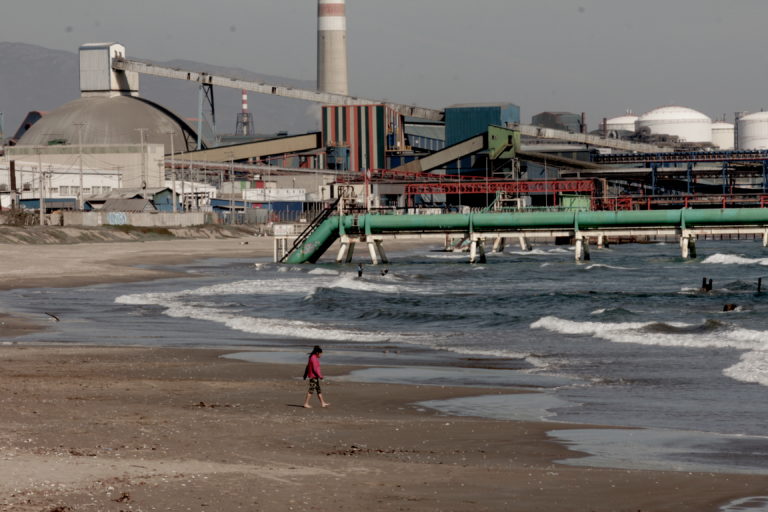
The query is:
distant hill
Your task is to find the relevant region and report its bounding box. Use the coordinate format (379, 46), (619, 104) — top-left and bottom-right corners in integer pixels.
(0, 42), (320, 140)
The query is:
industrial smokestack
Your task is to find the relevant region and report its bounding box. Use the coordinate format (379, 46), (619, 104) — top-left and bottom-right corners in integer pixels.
(317, 0), (349, 95)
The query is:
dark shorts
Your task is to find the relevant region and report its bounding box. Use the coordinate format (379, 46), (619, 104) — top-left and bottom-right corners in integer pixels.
(308, 378), (322, 395)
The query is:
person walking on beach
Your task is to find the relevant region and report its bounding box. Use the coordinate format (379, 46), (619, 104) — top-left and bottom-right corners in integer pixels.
(303, 345), (330, 408)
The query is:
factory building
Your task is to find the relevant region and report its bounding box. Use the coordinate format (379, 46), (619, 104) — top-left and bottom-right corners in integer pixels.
(531, 112), (585, 134)
(322, 104), (405, 172)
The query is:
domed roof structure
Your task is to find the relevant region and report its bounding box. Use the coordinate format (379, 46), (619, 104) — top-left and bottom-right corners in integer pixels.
(638, 106), (710, 122)
(605, 114), (638, 133)
(17, 95), (200, 153)
(636, 106), (712, 143)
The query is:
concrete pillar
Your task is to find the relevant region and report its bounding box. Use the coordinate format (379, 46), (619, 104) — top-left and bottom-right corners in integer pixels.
(574, 234), (590, 262)
(375, 240), (389, 264)
(492, 236), (506, 253)
(469, 237), (486, 264)
(597, 234), (609, 249)
(367, 239), (380, 265)
(763, 230), (768, 247)
(519, 235), (532, 251)
(681, 230), (697, 259)
(336, 236), (355, 263)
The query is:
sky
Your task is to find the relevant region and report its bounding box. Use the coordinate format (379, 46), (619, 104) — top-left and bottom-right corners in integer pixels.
(4, 0), (768, 127)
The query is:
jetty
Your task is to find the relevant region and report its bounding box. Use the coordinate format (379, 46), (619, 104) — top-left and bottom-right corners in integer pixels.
(276, 207), (768, 264)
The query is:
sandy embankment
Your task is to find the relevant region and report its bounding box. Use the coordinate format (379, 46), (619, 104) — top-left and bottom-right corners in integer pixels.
(0, 234), (767, 511)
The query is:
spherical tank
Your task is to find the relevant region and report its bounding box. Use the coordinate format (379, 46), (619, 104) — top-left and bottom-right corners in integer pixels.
(711, 122), (734, 150)
(605, 114), (638, 133)
(636, 106), (712, 143)
(737, 112), (768, 150)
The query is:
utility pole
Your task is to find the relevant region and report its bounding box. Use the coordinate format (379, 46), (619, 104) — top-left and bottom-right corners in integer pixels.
(229, 155), (234, 224)
(167, 131), (177, 213)
(136, 128), (147, 195)
(74, 122), (86, 210)
(37, 148), (44, 226)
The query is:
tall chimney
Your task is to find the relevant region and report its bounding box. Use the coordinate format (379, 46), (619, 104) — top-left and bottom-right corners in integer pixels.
(317, 0), (349, 95)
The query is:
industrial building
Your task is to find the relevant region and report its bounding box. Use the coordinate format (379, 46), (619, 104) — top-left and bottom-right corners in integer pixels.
(3, 0), (768, 233)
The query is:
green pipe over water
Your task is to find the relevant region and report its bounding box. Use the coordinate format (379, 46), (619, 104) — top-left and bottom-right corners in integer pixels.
(285, 208), (768, 264)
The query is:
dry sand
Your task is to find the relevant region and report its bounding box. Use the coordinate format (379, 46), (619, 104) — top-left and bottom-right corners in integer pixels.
(1, 234), (767, 511)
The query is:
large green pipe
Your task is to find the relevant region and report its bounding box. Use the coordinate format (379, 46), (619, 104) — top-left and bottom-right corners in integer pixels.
(285, 208), (768, 264)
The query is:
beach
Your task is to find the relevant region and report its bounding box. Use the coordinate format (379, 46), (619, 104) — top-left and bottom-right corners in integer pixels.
(2, 234), (768, 511)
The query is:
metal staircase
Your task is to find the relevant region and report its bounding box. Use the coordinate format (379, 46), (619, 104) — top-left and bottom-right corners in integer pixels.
(278, 198), (340, 263)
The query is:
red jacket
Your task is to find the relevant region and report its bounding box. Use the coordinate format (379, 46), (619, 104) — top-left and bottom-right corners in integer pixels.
(305, 354), (323, 379)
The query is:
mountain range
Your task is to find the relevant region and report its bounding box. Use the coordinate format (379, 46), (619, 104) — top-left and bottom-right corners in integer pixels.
(0, 41), (319, 140)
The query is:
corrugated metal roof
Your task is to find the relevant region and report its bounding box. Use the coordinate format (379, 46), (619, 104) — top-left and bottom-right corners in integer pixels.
(88, 187), (170, 200)
(99, 198), (157, 212)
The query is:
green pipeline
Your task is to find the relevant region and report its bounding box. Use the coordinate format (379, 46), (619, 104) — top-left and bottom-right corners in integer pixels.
(284, 208), (768, 264)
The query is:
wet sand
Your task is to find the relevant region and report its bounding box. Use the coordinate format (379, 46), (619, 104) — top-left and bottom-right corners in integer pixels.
(1, 236), (768, 510)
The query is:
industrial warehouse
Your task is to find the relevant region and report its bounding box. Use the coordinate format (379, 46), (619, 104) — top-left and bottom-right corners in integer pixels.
(2, 1), (768, 263)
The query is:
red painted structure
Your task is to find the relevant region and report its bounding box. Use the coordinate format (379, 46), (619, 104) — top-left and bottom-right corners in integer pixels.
(404, 180), (596, 196)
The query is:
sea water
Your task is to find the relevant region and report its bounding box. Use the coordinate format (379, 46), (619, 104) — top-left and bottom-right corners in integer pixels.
(3, 239), (768, 475)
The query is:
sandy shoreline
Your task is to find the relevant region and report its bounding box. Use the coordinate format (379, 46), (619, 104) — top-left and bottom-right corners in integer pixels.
(2, 236), (768, 510)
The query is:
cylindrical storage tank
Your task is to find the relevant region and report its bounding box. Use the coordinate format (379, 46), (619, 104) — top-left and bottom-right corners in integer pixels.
(711, 122), (734, 150)
(737, 112), (768, 150)
(605, 114), (638, 133)
(636, 106), (712, 143)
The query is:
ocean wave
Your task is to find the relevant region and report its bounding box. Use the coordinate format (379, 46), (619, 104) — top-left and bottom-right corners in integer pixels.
(424, 252), (470, 260)
(531, 314), (768, 387)
(307, 268), (340, 276)
(530, 315), (761, 351)
(724, 350), (768, 386)
(702, 253), (768, 266)
(584, 264), (635, 271)
(590, 307), (635, 316)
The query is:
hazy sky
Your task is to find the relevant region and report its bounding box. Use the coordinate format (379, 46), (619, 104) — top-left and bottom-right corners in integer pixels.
(4, 0), (768, 126)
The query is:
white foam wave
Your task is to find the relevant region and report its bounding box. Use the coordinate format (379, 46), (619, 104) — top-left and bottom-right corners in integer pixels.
(117, 287), (414, 343)
(425, 252), (470, 260)
(532, 316), (768, 386)
(530, 316), (762, 351)
(724, 350), (768, 386)
(702, 253), (768, 266)
(585, 264), (634, 271)
(307, 268), (339, 276)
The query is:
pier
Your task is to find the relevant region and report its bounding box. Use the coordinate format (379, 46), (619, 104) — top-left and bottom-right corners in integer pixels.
(277, 208), (768, 264)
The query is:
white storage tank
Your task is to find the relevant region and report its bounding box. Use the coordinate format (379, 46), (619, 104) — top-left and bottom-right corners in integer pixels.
(605, 114), (638, 133)
(636, 106), (712, 143)
(737, 112), (768, 149)
(711, 122), (735, 150)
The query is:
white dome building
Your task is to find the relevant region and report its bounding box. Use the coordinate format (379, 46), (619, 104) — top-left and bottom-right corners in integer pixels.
(605, 114), (638, 133)
(737, 112), (768, 150)
(636, 106), (712, 143)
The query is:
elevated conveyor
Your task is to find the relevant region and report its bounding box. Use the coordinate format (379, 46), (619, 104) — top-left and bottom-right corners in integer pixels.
(284, 208), (768, 263)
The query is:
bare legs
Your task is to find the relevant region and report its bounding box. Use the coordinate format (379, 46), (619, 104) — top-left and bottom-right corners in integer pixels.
(303, 391), (330, 408)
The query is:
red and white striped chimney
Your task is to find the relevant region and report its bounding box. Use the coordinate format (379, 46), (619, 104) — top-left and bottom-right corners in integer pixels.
(241, 89), (249, 135)
(317, 0), (349, 95)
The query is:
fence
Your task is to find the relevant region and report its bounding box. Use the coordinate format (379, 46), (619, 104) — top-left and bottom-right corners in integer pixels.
(63, 211), (210, 227)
